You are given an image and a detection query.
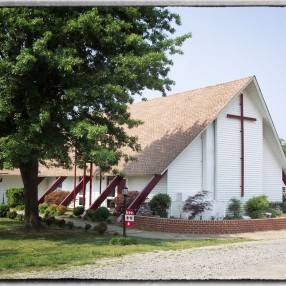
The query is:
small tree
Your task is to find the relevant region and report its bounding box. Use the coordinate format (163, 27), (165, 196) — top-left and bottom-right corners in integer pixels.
(227, 197), (243, 219)
(280, 138), (286, 156)
(183, 190), (212, 219)
(149, 193), (171, 218)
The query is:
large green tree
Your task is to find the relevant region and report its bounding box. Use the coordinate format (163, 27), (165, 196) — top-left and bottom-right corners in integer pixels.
(0, 7), (191, 228)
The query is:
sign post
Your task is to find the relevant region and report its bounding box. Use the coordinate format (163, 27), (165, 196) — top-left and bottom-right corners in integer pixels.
(125, 209), (134, 228)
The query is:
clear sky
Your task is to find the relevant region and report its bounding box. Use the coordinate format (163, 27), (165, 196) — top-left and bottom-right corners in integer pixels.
(140, 7), (286, 140)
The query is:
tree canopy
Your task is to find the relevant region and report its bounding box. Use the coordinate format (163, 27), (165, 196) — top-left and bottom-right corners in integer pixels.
(0, 7), (191, 228)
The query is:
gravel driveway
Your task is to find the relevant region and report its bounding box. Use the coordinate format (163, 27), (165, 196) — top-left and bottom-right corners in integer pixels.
(4, 235), (286, 280)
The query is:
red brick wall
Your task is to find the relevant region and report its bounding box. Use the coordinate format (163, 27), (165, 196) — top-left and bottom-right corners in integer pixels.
(134, 215), (286, 234)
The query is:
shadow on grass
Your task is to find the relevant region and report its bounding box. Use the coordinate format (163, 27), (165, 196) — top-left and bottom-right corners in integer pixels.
(0, 219), (170, 247)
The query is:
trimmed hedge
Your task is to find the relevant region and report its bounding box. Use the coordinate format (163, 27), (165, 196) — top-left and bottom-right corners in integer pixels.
(0, 204), (10, 217)
(6, 188), (24, 207)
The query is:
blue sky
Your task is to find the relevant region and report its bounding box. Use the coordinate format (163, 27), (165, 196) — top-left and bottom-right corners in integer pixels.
(140, 7), (286, 140)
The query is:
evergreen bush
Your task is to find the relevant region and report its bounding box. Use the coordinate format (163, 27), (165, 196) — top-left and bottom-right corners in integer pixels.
(0, 204), (9, 217)
(227, 198), (244, 219)
(93, 221), (108, 234)
(94, 207), (110, 221)
(244, 195), (269, 218)
(6, 188), (24, 207)
(73, 206), (85, 217)
(7, 210), (17, 219)
(149, 193), (171, 218)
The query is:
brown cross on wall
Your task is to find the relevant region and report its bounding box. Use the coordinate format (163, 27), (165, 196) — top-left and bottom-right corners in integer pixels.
(227, 93), (257, 197)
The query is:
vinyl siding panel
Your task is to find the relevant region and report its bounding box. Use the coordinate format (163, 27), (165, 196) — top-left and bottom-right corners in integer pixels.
(263, 139), (283, 201)
(216, 92), (263, 202)
(127, 174), (167, 199)
(167, 136), (202, 202)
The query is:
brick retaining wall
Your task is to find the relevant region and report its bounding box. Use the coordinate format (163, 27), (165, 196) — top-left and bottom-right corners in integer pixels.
(134, 215), (286, 234)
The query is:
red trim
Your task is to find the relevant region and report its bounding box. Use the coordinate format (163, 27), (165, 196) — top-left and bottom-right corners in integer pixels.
(38, 176), (67, 204)
(88, 175), (123, 210)
(227, 93), (257, 197)
(128, 174), (163, 211)
(283, 171), (286, 185)
(60, 176), (91, 207)
(37, 177), (45, 185)
(82, 163), (86, 208)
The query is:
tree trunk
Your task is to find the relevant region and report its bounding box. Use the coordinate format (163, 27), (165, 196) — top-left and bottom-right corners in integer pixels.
(19, 161), (41, 230)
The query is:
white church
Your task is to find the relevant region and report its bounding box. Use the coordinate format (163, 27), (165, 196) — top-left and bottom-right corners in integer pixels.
(1, 76), (286, 219)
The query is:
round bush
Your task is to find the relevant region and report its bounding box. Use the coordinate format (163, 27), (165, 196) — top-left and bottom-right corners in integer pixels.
(5, 188), (24, 208)
(94, 207), (110, 221)
(0, 204), (10, 217)
(7, 210), (17, 219)
(244, 195), (269, 216)
(149, 193), (171, 218)
(94, 221), (108, 234)
(73, 206), (85, 217)
(38, 203), (49, 214)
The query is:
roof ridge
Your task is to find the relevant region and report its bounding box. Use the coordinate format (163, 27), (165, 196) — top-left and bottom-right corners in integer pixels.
(131, 75), (254, 106)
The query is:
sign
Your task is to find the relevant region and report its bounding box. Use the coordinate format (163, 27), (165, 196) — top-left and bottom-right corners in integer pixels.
(125, 209), (134, 228)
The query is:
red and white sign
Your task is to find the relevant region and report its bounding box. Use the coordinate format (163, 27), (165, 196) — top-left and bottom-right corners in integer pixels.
(125, 209), (134, 228)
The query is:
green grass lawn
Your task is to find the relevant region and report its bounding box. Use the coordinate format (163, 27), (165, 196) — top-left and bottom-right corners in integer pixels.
(0, 218), (249, 277)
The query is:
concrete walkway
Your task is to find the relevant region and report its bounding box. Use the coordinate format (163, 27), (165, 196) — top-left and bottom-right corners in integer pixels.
(61, 216), (286, 241)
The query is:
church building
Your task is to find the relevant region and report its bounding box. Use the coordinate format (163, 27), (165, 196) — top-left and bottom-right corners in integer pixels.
(1, 76), (286, 219)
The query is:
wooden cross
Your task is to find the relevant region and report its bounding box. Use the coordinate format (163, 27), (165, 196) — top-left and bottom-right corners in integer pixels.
(227, 93), (257, 197)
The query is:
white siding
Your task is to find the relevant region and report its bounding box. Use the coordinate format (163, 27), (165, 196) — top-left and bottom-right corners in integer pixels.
(263, 139), (283, 202)
(216, 92), (263, 202)
(127, 174), (167, 199)
(167, 136), (202, 202)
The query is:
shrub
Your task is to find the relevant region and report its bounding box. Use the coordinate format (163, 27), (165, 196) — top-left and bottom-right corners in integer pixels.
(7, 210), (17, 219)
(244, 195), (269, 216)
(49, 204), (58, 211)
(93, 221), (108, 235)
(227, 198), (243, 219)
(56, 205), (67, 215)
(16, 214), (24, 221)
(110, 191), (139, 214)
(110, 236), (137, 245)
(0, 204), (9, 217)
(94, 207), (110, 221)
(15, 205), (25, 211)
(73, 206), (85, 217)
(149, 193), (171, 218)
(56, 219), (66, 227)
(85, 223), (91, 231)
(183, 190), (212, 219)
(43, 216), (56, 226)
(268, 208), (282, 218)
(248, 210), (267, 219)
(281, 202), (286, 213)
(6, 188), (24, 207)
(67, 221), (74, 230)
(85, 209), (96, 221)
(44, 190), (70, 205)
(38, 203), (49, 214)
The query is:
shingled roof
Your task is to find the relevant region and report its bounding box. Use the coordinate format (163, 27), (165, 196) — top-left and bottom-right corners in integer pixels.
(120, 76), (254, 176)
(2, 76), (253, 177)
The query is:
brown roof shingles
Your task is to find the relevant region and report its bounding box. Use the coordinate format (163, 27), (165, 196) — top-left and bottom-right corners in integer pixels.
(120, 76), (253, 176)
(2, 76), (253, 177)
